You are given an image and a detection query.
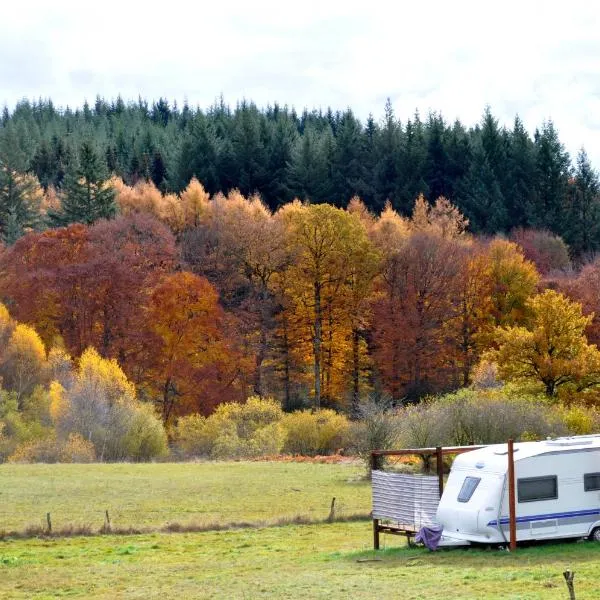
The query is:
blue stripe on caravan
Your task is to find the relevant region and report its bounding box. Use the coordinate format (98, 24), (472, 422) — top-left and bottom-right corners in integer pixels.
(487, 508), (600, 527)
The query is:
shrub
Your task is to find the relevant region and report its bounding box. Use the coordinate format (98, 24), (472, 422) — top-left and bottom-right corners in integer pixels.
(174, 397), (286, 459)
(8, 433), (96, 464)
(396, 387), (568, 449)
(282, 409), (350, 456)
(173, 414), (212, 457)
(59, 433), (96, 463)
(349, 398), (401, 473)
(55, 348), (167, 461)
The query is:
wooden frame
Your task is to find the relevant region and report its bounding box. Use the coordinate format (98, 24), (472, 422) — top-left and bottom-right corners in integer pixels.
(371, 440), (518, 551)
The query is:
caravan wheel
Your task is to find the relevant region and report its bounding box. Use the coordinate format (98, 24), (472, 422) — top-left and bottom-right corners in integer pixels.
(590, 527), (600, 542)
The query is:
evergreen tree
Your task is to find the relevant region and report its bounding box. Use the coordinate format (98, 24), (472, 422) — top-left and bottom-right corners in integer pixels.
(458, 141), (507, 233)
(424, 112), (451, 201)
(531, 121), (571, 231)
(0, 127), (43, 243)
(565, 148), (600, 256)
(397, 112), (428, 214)
(373, 99), (401, 211)
(50, 141), (115, 226)
(505, 116), (536, 228)
(331, 109), (371, 206)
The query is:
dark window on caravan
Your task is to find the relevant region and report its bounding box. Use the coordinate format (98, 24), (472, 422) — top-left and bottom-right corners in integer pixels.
(457, 477), (481, 503)
(584, 473), (600, 491)
(517, 476), (558, 502)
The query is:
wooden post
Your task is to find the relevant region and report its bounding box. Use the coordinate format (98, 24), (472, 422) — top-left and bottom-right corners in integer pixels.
(372, 451), (379, 550)
(373, 518), (380, 550)
(371, 452), (380, 474)
(563, 570), (576, 600)
(507, 438), (517, 551)
(328, 497), (336, 523)
(46, 512), (52, 535)
(436, 446), (444, 498)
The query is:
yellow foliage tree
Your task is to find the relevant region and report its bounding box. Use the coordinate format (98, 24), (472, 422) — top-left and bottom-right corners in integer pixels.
(279, 202), (377, 409)
(489, 290), (600, 397)
(180, 177), (210, 228)
(0, 323), (47, 403)
(76, 347), (137, 407)
(485, 238), (539, 327)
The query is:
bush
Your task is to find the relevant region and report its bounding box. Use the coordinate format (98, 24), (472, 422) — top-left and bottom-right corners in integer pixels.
(8, 433), (96, 463)
(396, 387), (568, 449)
(174, 397), (286, 459)
(173, 414), (213, 457)
(54, 348), (168, 461)
(349, 398), (401, 473)
(282, 409), (350, 456)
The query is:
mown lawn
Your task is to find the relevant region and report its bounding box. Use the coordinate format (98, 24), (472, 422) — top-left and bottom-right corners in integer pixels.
(1, 522), (600, 599)
(0, 462), (369, 532)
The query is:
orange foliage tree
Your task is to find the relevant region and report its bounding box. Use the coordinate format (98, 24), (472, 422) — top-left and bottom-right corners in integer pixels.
(142, 272), (249, 422)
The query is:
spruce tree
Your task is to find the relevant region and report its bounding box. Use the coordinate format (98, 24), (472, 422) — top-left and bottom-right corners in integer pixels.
(532, 121), (571, 232)
(0, 127), (43, 243)
(50, 141), (115, 226)
(565, 148), (600, 256)
(373, 99), (401, 211)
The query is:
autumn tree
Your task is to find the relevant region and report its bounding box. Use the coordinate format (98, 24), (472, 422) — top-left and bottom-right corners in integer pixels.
(372, 230), (464, 399)
(489, 290), (600, 396)
(143, 272), (247, 422)
(0, 215), (176, 362)
(484, 238), (539, 327)
(563, 258), (600, 346)
(279, 202), (375, 409)
(510, 228), (571, 275)
(52, 347), (167, 460)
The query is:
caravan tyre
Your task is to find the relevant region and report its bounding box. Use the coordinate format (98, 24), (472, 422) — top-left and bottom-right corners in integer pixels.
(590, 527), (600, 542)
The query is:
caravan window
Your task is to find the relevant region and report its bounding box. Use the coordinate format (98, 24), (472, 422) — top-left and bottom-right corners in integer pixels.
(457, 477), (481, 503)
(584, 473), (600, 491)
(518, 476), (558, 502)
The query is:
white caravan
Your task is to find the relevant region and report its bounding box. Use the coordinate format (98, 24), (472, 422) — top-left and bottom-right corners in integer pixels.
(436, 435), (600, 545)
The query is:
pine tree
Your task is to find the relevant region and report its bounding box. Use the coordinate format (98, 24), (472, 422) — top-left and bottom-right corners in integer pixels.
(531, 121), (571, 232)
(373, 99), (401, 211)
(505, 116), (536, 228)
(50, 141), (116, 226)
(565, 148), (600, 256)
(0, 127), (43, 243)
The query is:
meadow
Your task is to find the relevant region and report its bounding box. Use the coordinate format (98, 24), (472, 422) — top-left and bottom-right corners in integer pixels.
(0, 461), (369, 533)
(2, 462), (600, 599)
(2, 522), (600, 599)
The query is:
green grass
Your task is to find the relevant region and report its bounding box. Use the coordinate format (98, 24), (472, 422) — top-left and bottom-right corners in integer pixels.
(2, 461), (600, 598)
(0, 462), (369, 532)
(1, 522), (600, 599)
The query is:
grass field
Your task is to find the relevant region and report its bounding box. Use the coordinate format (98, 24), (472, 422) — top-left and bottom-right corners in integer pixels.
(2, 522), (600, 599)
(0, 461), (369, 532)
(2, 462), (600, 599)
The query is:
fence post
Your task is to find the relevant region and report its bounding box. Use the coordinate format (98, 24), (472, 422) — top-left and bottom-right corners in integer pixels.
(373, 518), (380, 550)
(508, 439), (517, 551)
(436, 446), (444, 498)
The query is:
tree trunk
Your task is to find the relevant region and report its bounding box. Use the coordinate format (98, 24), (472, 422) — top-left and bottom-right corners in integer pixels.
(352, 327), (360, 413)
(313, 281), (322, 410)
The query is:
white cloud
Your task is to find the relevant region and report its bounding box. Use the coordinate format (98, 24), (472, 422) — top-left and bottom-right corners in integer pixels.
(1, 0), (600, 164)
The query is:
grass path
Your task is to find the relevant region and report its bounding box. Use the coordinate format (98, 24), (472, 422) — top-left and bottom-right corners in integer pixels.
(2, 522), (600, 599)
(0, 462), (369, 532)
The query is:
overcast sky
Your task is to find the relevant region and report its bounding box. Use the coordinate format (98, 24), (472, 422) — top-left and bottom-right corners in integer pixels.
(2, 0), (600, 166)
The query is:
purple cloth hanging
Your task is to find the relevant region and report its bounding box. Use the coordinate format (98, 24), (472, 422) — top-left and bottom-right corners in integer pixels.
(415, 525), (443, 551)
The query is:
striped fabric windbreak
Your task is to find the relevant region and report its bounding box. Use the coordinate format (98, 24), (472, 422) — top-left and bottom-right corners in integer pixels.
(372, 470), (440, 528)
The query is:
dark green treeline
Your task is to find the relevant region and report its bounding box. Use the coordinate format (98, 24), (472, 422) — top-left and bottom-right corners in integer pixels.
(1, 96), (599, 256)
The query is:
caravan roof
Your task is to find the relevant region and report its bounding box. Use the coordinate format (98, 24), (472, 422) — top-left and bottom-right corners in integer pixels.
(451, 435), (600, 473)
